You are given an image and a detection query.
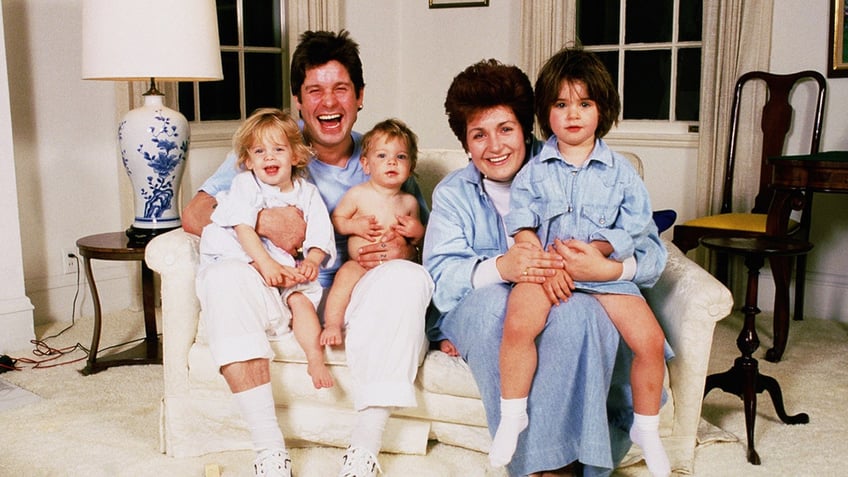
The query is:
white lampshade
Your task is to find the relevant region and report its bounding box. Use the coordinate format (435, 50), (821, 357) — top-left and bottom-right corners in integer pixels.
(81, 0), (223, 243)
(81, 0), (223, 82)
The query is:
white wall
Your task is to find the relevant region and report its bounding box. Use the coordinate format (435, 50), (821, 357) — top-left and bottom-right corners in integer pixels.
(0, 4), (34, 353)
(3, 0), (847, 325)
(5, 0), (133, 325)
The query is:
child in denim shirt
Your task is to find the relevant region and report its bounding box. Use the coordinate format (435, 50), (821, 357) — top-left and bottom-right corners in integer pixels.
(492, 47), (671, 477)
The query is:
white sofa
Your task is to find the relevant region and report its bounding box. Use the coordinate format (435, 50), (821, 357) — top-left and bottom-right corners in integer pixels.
(145, 149), (733, 474)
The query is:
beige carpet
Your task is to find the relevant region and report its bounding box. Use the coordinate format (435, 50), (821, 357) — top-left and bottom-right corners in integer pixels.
(0, 308), (846, 476)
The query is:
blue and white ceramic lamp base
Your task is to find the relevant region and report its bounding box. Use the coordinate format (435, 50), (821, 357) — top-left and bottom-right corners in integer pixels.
(118, 94), (188, 244)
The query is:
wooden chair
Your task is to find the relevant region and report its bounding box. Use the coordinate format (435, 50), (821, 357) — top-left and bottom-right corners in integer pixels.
(672, 70), (826, 362)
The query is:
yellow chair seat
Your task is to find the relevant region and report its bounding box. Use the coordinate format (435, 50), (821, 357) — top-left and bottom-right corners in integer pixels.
(681, 213), (800, 233)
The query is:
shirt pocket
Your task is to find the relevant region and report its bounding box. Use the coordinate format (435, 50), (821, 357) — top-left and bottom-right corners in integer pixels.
(580, 203), (620, 232)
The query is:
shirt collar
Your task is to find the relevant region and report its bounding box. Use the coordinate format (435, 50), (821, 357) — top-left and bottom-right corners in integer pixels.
(539, 135), (614, 168)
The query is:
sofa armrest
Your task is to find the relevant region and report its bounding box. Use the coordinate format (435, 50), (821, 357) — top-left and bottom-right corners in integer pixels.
(145, 228), (201, 395)
(644, 239), (733, 443)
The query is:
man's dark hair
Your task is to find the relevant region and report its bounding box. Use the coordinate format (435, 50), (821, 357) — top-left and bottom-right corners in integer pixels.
(290, 30), (365, 100)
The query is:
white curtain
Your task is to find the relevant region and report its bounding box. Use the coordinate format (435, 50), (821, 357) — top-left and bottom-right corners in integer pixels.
(519, 0), (576, 85)
(696, 0), (774, 217)
(286, 0), (341, 59)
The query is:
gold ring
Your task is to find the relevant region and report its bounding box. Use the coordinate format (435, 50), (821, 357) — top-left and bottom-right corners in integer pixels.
(523, 268), (529, 276)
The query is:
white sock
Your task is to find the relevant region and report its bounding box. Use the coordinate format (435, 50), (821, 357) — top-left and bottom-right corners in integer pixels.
(350, 406), (392, 456)
(630, 413), (670, 477)
(234, 383), (285, 453)
(488, 397), (528, 467)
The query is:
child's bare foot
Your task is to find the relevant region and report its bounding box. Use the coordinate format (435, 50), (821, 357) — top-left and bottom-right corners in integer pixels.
(308, 361), (334, 389)
(440, 339), (459, 357)
(320, 325), (343, 346)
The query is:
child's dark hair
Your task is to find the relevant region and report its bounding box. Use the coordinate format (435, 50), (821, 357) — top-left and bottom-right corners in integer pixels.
(361, 118), (419, 172)
(290, 30), (365, 100)
(534, 47), (620, 139)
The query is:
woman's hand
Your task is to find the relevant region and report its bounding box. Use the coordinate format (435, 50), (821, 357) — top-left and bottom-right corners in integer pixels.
(497, 242), (564, 284)
(552, 238), (623, 282)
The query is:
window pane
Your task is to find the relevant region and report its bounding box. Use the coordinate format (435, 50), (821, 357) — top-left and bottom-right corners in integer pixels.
(676, 47), (701, 121)
(178, 83), (195, 122)
(623, 50), (670, 119)
(595, 51), (620, 91)
(679, 0), (703, 41)
(216, 0), (238, 46)
(625, 0), (672, 43)
(577, 0), (620, 45)
(245, 53), (284, 114)
(199, 52), (240, 121)
(243, 0), (281, 47)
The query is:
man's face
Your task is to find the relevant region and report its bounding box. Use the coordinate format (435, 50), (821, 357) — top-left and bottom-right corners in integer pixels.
(294, 60), (364, 152)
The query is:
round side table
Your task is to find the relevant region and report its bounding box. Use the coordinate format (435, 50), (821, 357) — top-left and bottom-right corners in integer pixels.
(76, 232), (161, 375)
(699, 236), (810, 465)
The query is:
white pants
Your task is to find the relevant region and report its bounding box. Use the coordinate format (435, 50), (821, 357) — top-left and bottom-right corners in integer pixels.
(196, 258), (434, 411)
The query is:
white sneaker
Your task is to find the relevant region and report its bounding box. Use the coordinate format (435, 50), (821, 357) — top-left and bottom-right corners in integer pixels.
(338, 446), (382, 477)
(254, 449), (292, 477)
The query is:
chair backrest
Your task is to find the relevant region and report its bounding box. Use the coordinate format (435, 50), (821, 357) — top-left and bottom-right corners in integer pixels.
(720, 70), (827, 214)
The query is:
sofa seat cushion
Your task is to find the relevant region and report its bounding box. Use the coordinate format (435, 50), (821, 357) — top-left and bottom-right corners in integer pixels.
(194, 316), (479, 399)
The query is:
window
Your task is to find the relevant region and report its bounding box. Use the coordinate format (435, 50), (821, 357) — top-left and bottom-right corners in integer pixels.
(577, 0), (702, 125)
(179, 0), (288, 122)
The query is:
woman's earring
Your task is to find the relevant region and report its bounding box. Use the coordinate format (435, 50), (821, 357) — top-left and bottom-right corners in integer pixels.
(358, 104), (364, 111)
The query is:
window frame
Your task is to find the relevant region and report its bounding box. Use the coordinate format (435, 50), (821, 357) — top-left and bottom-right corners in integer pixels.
(183, 0), (289, 147)
(579, 0), (701, 143)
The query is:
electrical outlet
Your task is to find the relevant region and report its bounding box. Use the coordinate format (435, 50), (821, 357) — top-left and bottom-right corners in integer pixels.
(62, 248), (79, 275)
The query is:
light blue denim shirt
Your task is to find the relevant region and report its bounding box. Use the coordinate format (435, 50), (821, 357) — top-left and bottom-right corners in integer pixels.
(422, 140), (544, 341)
(505, 136), (666, 289)
(199, 131), (429, 288)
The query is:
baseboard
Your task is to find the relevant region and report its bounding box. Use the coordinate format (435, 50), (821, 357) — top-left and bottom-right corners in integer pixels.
(742, 269), (848, 322)
(0, 296), (35, 353)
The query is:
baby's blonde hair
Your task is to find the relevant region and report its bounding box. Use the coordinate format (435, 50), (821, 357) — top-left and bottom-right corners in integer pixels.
(233, 108), (313, 178)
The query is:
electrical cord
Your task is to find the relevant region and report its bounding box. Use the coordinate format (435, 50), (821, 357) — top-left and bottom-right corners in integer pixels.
(3, 254), (89, 371)
(6, 253), (160, 371)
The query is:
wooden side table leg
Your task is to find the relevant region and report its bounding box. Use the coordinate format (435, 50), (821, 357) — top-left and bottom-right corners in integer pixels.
(141, 261), (158, 359)
(81, 257), (102, 376)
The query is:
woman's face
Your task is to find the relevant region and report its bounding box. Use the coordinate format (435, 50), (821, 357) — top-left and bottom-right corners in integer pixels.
(464, 105), (526, 183)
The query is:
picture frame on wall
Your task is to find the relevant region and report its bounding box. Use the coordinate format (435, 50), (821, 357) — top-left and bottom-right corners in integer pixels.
(429, 0), (489, 8)
(829, 0), (848, 77)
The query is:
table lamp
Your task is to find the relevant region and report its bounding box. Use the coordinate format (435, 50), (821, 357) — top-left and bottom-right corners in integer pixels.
(81, 0), (223, 244)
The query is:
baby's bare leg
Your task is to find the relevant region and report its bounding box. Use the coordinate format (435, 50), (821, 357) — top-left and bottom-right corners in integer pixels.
(321, 260), (367, 345)
(594, 293), (669, 477)
(289, 292), (334, 389)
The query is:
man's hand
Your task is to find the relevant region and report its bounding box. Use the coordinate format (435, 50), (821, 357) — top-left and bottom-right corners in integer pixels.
(256, 206), (306, 256)
(181, 191), (216, 236)
(356, 231), (413, 268)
